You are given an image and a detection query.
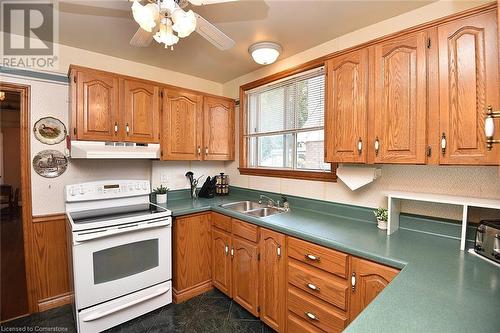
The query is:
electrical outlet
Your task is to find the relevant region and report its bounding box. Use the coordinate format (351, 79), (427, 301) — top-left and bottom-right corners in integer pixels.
(160, 172), (168, 183)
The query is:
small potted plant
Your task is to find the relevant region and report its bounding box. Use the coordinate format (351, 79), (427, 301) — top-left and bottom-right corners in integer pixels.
(153, 185), (169, 204)
(374, 207), (388, 230)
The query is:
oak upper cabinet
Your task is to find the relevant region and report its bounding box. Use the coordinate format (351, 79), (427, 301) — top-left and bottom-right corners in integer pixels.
(211, 227), (232, 297)
(161, 89), (203, 160)
(326, 48), (369, 163)
(232, 235), (260, 316)
(71, 68), (119, 141)
(259, 228), (286, 332)
(437, 10), (499, 164)
(172, 213), (212, 303)
(370, 30), (428, 164)
(121, 79), (160, 143)
(203, 96), (235, 160)
(350, 256), (399, 321)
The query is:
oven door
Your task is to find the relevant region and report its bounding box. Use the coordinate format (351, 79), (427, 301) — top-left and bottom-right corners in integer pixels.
(72, 217), (171, 310)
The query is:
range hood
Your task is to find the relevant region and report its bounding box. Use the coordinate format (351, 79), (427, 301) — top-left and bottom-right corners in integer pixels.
(70, 141), (160, 159)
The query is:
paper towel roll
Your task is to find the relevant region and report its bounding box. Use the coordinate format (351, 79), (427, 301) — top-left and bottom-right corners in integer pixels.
(336, 165), (380, 191)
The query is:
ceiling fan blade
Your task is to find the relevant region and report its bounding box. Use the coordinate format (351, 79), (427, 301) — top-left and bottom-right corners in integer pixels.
(130, 27), (154, 47)
(189, 0), (238, 6)
(194, 13), (235, 50)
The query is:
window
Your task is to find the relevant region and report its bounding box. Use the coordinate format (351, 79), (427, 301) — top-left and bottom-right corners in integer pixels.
(240, 66), (334, 181)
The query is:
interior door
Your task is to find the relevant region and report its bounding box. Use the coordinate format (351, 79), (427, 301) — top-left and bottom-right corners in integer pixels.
(203, 96), (235, 160)
(437, 10), (499, 165)
(212, 228), (232, 297)
(350, 257), (399, 322)
(122, 79), (159, 143)
(232, 236), (259, 316)
(76, 70), (119, 141)
(259, 228), (286, 332)
(161, 89), (203, 160)
(371, 30), (428, 164)
(325, 48), (368, 163)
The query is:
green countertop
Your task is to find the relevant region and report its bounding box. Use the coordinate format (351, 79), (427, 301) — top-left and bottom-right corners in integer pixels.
(159, 194), (500, 333)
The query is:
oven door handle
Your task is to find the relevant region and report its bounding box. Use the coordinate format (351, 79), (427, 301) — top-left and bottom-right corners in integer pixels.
(82, 286), (170, 322)
(74, 219), (171, 243)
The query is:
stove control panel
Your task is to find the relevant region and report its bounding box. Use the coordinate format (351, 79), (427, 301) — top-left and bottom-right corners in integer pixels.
(65, 180), (151, 202)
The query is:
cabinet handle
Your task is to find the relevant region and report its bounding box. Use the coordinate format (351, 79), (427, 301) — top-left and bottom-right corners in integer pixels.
(374, 137), (380, 156)
(351, 272), (356, 292)
(441, 133), (446, 155)
(205, 147), (209, 156)
(357, 137), (363, 155)
(114, 122), (118, 134)
(197, 146), (201, 156)
(305, 254), (320, 262)
(306, 283), (320, 292)
(126, 123), (130, 135)
(277, 245), (281, 258)
(304, 312), (319, 321)
(224, 245), (229, 256)
(230, 247), (234, 258)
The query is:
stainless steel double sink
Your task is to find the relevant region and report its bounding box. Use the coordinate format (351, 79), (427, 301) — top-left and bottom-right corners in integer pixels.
(220, 200), (283, 218)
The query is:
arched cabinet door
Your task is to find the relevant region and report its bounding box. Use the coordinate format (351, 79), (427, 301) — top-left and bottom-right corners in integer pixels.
(232, 236), (259, 316)
(161, 89), (203, 160)
(325, 48), (368, 163)
(122, 79), (159, 143)
(212, 228), (232, 297)
(75, 70), (119, 141)
(437, 10), (499, 165)
(203, 96), (235, 161)
(350, 256), (399, 321)
(371, 30), (428, 164)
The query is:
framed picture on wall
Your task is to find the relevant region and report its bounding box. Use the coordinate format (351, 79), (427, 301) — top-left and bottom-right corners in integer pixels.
(33, 117), (67, 145)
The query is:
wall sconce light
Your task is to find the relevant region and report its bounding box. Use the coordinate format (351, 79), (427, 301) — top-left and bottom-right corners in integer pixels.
(485, 105), (500, 150)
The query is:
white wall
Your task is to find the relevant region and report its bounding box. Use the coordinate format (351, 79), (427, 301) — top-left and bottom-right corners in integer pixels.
(151, 161), (226, 191)
(223, 0), (500, 221)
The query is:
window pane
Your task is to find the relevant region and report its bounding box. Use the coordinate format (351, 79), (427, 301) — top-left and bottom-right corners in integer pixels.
(254, 134), (293, 168)
(294, 75), (325, 130)
(296, 130), (330, 171)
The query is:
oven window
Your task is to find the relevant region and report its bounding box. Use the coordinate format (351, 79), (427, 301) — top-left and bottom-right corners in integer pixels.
(93, 239), (158, 284)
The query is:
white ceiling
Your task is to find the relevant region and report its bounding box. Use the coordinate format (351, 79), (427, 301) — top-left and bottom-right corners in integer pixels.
(58, 0), (435, 83)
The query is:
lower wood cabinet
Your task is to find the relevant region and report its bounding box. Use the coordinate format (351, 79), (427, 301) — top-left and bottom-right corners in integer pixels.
(259, 228), (286, 332)
(232, 235), (260, 316)
(172, 212), (212, 303)
(211, 227), (232, 296)
(350, 256), (400, 321)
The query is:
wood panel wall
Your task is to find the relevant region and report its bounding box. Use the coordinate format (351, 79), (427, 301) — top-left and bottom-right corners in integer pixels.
(31, 214), (71, 312)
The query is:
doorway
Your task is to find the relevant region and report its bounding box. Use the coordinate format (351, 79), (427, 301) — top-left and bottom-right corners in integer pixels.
(0, 83), (33, 321)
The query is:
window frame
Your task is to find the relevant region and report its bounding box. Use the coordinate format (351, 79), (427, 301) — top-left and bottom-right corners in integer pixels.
(239, 61), (336, 182)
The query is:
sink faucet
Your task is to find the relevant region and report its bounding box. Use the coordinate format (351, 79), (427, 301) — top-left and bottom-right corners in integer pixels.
(259, 194), (290, 212)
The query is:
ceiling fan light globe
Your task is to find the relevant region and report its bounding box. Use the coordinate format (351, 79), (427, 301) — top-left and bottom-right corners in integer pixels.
(172, 9), (197, 37)
(132, 1), (159, 32)
(249, 42), (282, 65)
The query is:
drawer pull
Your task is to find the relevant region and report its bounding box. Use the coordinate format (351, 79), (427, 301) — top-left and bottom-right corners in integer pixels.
(305, 254), (320, 262)
(304, 312), (319, 321)
(306, 283), (320, 292)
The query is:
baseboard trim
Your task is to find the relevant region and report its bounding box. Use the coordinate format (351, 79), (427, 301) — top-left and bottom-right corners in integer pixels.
(173, 281), (213, 304)
(37, 292), (73, 312)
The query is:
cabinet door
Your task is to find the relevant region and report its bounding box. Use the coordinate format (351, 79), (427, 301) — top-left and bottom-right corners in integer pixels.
(212, 228), (232, 297)
(350, 257), (399, 321)
(172, 213), (212, 302)
(371, 31), (428, 164)
(438, 10), (499, 164)
(232, 236), (259, 316)
(75, 70), (119, 141)
(122, 79), (160, 143)
(161, 89), (203, 160)
(326, 48), (368, 163)
(203, 96), (235, 161)
(259, 228), (286, 332)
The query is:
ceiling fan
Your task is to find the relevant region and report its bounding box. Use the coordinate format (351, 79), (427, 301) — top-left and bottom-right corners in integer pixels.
(130, 0), (237, 51)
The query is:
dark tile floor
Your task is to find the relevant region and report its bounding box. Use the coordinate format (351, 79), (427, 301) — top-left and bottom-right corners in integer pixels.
(1, 289), (275, 333)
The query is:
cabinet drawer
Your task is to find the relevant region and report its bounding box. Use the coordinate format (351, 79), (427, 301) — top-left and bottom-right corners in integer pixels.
(288, 237), (349, 278)
(288, 286), (347, 333)
(211, 212), (231, 232)
(232, 219), (259, 243)
(287, 312), (324, 333)
(288, 258), (348, 310)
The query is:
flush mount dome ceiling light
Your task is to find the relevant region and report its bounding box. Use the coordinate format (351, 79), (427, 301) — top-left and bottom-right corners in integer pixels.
(249, 42), (282, 65)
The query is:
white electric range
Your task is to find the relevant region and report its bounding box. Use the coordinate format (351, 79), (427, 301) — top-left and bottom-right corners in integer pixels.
(65, 180), (172, 333)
